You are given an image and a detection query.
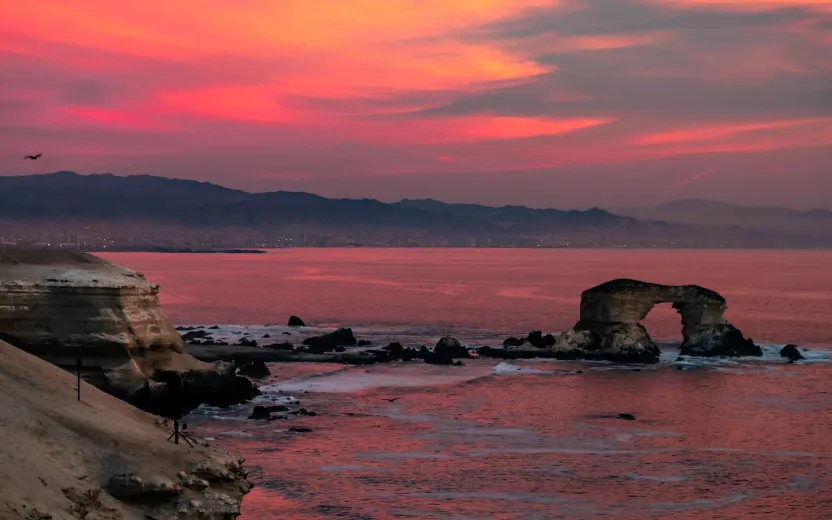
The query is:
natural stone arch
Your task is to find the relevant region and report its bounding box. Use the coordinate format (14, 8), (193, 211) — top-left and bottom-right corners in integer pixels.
(572, 279), (761, 360)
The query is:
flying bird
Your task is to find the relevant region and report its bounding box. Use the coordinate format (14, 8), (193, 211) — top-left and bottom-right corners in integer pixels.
(383, 397), (401, 403)
(24, 153), (42, 160)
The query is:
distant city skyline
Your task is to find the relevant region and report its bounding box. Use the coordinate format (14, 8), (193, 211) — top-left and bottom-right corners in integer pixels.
(1, 1), (830, 209)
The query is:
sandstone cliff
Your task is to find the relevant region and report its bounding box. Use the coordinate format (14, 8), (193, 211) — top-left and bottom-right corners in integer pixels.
(0, 339), (251, 520)
(0, 249), (257, 416)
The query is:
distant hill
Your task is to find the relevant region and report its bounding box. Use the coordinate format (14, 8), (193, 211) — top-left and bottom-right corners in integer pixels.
(615, 199), (832, 240)
(0, 172), (826, 248)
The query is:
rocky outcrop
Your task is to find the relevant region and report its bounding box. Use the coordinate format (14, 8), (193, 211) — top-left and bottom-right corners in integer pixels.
(480, 279), (759, 364)
(287, 315), (305, 327)
(0, 339), (252, 520)
(434, 336), (469, 359)
(300, 327), (357, 353)
(780, 344), (804, 361)
(574, 279), (760, 360)
(0, 249), (258, 416)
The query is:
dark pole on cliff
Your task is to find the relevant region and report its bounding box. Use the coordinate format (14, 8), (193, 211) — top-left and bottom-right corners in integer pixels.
(76, 356), (82, 401)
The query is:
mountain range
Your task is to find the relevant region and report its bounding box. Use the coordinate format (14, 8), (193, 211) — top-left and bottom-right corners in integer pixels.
(615, 199), (832, 240)
(0, 171), (827, 249)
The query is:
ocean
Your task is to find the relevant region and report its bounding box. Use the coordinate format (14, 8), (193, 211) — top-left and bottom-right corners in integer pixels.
(99, 249), (832, 519)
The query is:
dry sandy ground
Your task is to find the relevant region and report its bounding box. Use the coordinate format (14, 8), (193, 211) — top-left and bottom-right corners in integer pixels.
(0, 339), (247, 520)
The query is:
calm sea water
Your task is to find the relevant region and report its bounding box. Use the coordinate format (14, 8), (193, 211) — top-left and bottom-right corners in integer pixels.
(100, 249), (832, 519)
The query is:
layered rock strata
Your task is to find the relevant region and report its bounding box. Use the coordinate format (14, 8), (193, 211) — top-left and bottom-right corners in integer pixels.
(0, 248), (257, 416)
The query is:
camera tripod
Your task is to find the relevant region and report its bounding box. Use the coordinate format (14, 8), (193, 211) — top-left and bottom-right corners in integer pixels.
(166, 419), (195, 447)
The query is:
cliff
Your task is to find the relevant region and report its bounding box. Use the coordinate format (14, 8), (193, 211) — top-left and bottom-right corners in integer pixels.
(0, 248), (257, 416)
(0, 339), (252, 520)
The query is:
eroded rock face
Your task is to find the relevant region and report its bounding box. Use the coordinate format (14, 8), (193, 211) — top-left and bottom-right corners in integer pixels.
(0, 249), (259, 417)
(0, 249), (184, 390)
(575, 279), (760, 359)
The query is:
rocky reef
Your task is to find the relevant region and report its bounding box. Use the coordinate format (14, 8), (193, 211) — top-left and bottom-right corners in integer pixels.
(0, 339), (252, 520)
(0, 248), (258, 417)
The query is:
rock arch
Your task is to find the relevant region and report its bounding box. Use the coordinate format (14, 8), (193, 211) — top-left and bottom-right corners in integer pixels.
(572, 279), (761, 361)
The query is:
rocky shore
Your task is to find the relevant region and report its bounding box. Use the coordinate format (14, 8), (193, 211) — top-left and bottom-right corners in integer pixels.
(184, 278), (763, 367)
(0, 339), (251, 520)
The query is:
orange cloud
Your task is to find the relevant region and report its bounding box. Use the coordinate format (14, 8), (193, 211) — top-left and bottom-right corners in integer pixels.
(0, 0), (555, 94)
(635, 118), (832, 145)
(362, 116), (615, 144)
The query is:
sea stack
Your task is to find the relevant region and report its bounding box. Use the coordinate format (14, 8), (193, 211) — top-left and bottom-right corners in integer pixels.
(0, 248), (258, 416)
(573, 279), (761, 360)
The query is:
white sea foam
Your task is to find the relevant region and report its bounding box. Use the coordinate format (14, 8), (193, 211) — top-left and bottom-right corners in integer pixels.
(493, 362), (557, 375)
(260, 365), (490, 393)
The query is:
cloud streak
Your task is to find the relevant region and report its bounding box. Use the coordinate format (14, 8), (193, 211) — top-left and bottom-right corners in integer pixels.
(0, 0), (829, 208)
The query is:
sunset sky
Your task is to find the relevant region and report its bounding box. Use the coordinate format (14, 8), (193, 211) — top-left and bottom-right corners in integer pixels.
(1, 0), (830, 209)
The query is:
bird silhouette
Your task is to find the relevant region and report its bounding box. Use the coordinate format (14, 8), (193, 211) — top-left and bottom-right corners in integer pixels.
(383, 397), (401, 403)
(24, 153), (42, 160)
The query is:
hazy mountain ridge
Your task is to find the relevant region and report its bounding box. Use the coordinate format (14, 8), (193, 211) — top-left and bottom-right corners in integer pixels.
(616, 198), (832, 239)
(0, 172), (826, 248)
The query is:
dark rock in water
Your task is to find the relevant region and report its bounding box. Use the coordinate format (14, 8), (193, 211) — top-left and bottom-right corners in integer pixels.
(289, 408), (317, 416)
(249, 406), (272, 420)
(357, 339), (372, 346)
(383, 342), (419, 362)
(434, 336), (470, 359)
(282, 331), (292, 335)
(334, 346), (346, 353)
(249, 404), (289, 420)
(302, 327), (357, 353)
(502, 331), (556, 349)
(237, 337), (258, 347)
(181, 329), (208, 341)
(780, 344), (804, 361)
(423, 346), (456, 365)
(262, 333), (271, 338)
(208, 325), (220, 330)
(265, 341), (294, 351)
(503, 336), (524, 347)
(288, 427), (313, 433)
(176, 326), (197, 331)
(525, 330), (556, 348)
(287, 316), (306, 327)
(238, 361), (270, 379)
(617, 413), (636, 421)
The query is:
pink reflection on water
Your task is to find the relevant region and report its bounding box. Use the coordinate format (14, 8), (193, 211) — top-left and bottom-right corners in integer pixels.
(189, 360), (832, 519)
(98, 249), (832, 345)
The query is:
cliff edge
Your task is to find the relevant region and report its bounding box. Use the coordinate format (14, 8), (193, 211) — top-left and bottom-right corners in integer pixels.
(0, 248), (257, 417)
(0, 339), (251, 520)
